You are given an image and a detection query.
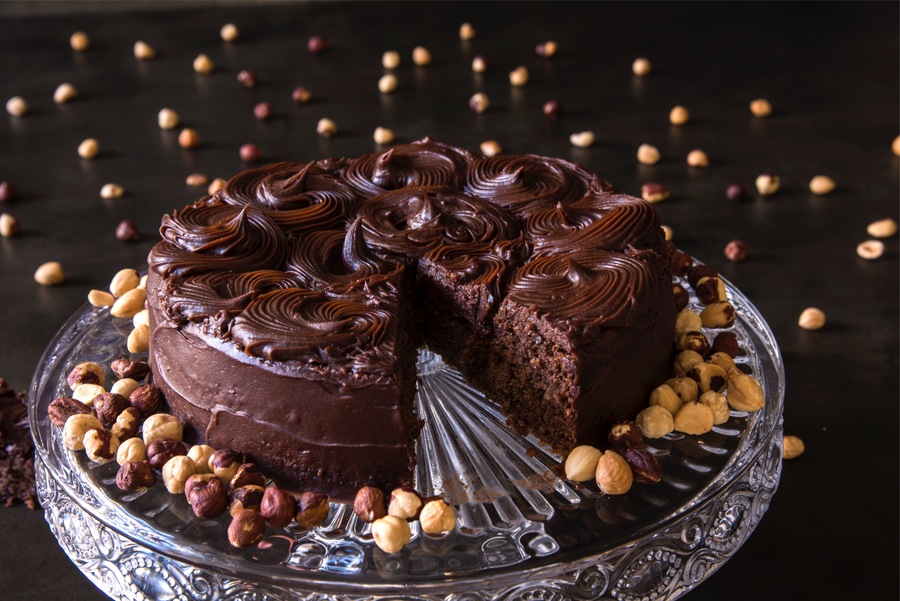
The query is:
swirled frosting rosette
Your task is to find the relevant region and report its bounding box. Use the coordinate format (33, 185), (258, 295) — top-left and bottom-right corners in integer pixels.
(150, 200), (289, 277)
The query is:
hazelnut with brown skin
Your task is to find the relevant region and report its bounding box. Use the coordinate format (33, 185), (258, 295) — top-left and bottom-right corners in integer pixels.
(676, 331), (711, 358)
(129, 384), (162, 417)
(673, 284), (689, 311)
(92, 392), (129, 428)
(67, 362), (104, 389)
(700, 301), (736, 329)
(623, 447), (663, 484)
(111, 358), (150, 381)
(260, 486), (298, 528)
(608, 422), (644, 452)
(63, 414), (103, 451)
(724, 240), (749, 262)
(111, 406), (142, 441)
(687, 362), (729, 393)
(695, 276), (727, 305)
(147, 438), (187, 470)
(84, 428), (120, 463)
(209, 449), (244, 483)
(669, 251), (693, 276)
(185, 474), (228, 519)
(229, 485), (265, 516)
(295, 492), (330, 528)
(48, 396), (92, 427)
(353, 486), (386, 523)
(712, 332), (740, 358)
(116, 220), (141, 242)
(228, 509), (265, 548)
(116, 460), (156, 491)
(687, 264), (718, 288)
(387, 487), (423, 520)
(230, 463), (266, 490)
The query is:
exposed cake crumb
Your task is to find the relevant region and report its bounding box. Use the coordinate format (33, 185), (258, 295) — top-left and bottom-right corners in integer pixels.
(0, 379), (37, 509)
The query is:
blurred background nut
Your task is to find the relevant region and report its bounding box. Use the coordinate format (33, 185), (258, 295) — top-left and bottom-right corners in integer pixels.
(260, 486), (298, 528)
(564, 445), (602, 482)
(749, 98), (772, 117)
(133, 40), (155, 60)
(316, 118), (337, 138)
(382, 50), (400, 69)
(295, 491), (330, 528)
(637, 143), (660, 165)
(509, 65), (529, 86)
(157, 108), (179, 130)
(228, 509), (265, 548)
(0, 213), (20, 238)
(35, 261), (65, 286)
(70, 31), (90, 51)
(635, 405), (674, 439)
(187, 445), (215, 474)
(374, 127), (395, 145)
(641, 182), (669, 203)
(6, 96), (27, 117)
(111, 406), (142, 441)
(178, 128), (200, 148)
(542, 99), (561, 119)
(147, 437), (187, 470)
(84, 428), (120, 463)
(291, 86), (311, 104)
(354, 486), (386, 523)
(673, 401), (715, 435)
(686, 149), (709, 167)
(162, 455), (196, 494)
(116, 219), (141, 242)
(116, 460), (156, 491)
(856, 240), (884, 260)
(53, 83), (78, 104)
(755, 173), (780, 195)
(471, 55), (487, 73)
(724, 239), (749, 262)
(412, 45), (431, 66)
(78, 137), (99, 159)
(92, 392), (129, 428)
(67, 361), (104, 389)
(185, 474), (228, 519)
(129, 384), (162, 416)
(387, 487), (422, 520)
(459, 22), (476, 40)
(707, 351), (737, 374)
(220, 23), (239, 42)
(569, 131), (595, 148)
(726, 373), (765, 412)
(469, 92), (489, 114)
(209, 449), (244, 483)
(661, 225), (673, 241)
(867, 218), (897, 238)
(632, 57), (651, 76)
(116, 436), (147, 465)
(595, 450), (633, 495)
(480, 140), (501, 157)
(798, 307), (826, 331)
(783, 435), (806, 459)
(419, 499), (456, 534)
(193, 53), (214, 74)
(63, 414), (103, 450)
(809, 175), (836, 195)
(127, 325), (150, 353)
(371, 515), (411, 553)
(669, 105), (689, 125)
(535, 40), (557, 57)
(142, 413), (183, 445)
(378, 73), (398, 94)
(47, 396), (92, 427)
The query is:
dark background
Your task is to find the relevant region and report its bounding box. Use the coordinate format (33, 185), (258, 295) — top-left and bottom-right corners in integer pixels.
(0, 2), (897, 599)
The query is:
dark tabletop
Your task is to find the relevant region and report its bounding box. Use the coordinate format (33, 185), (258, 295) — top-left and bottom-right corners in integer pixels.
(0, 1), (897, 599)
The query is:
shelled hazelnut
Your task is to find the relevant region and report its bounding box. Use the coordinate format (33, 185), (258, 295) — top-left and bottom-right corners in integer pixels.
(6, 96), (27, 117)
(699, 391), (730, 425)
(116, 437), (147, 465)
(669, 105), (689, 125)
(291, 86), (311, 104)
(783, 435), (806, 459)
(187, 445), (215, 474)
(471, 55), (487, 73)
(70, 31), (90, 52)
(641, 183), (669, 203)
(674, 402), (715, 435)
(412, 46), (431, 66)
(480, 140), (501, 157)
(209, 449), (244, 483)
(798, 307), (826, 331)
(564, 445), (602, 482)
(88, 290), (114, 307)
(53, 83), (78, 104)
(649, 384), (683, 415)
(84, 428), (120, 463)
(72, 383), (105, 406)
(632, 57), (651, 76)
(158, 108), (179, 130)
(67, 362), (105, 389)
(635, 406), (674, 439)
(147, 438), (187, 470)
(316, 118), (337, 138)
(133, 41), (156, 61)
(749, 98), (772, 117)
(63, 414), (103, 451)
(193, 53), (214, 74)
(569, 131), (595, 148)
(387, 487), (422, 520)
(535, 40), (557, 58)
(755, 173), (780, 196)
(595, 450), (633, 494)
(809, 175), (836, 195)
(162, 456), (196, 494)
(419, 499), (456, 534)
(382, 50), (400, 70)
(178, 128), (200, 149)
(142, 413), (183, 445)
(371, 515), (411, 553)
(220, 23), (239, 42)
(378, 74), (398, 94)
(78, 138), (99, 159)
(100, 183), (125, 199)
(665, 377), (699, 403)
(867, 218), (897, 238)
(373, 127), (395, 145)
(468, 92), (489, 114)
(856, 240), (884, 260)
(509, 66), (529, 87)
(637, 144), (660, 165)
(686, 149), (709, 167)
(726, 373), (765, 412)
(0, 213), (20, 238)
(459, 22), (476, 41)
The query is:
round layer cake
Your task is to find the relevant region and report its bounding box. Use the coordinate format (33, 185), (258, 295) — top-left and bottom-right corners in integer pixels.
(146, 138), (675, 499)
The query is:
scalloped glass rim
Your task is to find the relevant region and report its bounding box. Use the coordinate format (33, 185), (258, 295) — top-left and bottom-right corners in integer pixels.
(29, 270), (785, 596)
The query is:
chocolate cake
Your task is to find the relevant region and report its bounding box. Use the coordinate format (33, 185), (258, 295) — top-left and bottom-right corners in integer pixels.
(0, 379), (37, 508)
(147, 138), (675, 499)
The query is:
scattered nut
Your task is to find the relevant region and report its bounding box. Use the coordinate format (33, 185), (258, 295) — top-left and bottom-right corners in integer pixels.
(228, 485), (265, 515)
(622, 447), (663, 484)
(133, 40), (156, 61)
(809, 175), (836, 195)
(674, 308), (703, 335)
(48, 396), (93, 427)
(726, 183), (749, 201)
(509, 66), (529, 87)
(208, 178), (226, 195)
(542, 99), (561, 119)
(674, 402), (715, 435)
(295, 491), (330, 528)
(178, 128), (200, 149)
(220, 23), (239, 42)
(535, 40), (557, 58)
(726, 372), (765, 412)
(34, 261), (65, 286)
(699, 301), (736, 328)
(724, 239), (749, 262)
(665, 377), (699, 404)
(480, 140), (501, 157)
(867, 218), (898, 238)
(116, 460), (156, 491)
(669, 105), (689, 125)
(641, 182), (669, 203)
(635, 405), (675, 439)
(412, 46), (431, 66)
(637, 144), (660, 165)
(186, 173), (209, 187)
(686, 149), (709, 167)
(253, 101), (272, 121)
(569, 131), (595, 148)
(111, 288), (147, 319)
(373, 126), (395, 145)
(187, 445), (215, 474)
(382, 50), (400, 70)
(92, 392), (129, 428)
(353, 486), (386, 523)
(388, 487), (422, 520)
(564, 445), (602, 482)
(111, 406), (142, 441)
(6, 96), (27, 117)
(100, 183), (125, 199)
(856, 240), (884, 260)
(893, 135), (900, 156)
(193, 53), (214, 74)
(162, 455), (196, 494)
(699, 390), (730, 425)
(237, 69), (257, 88)
(459, 22), (476, 41)
(129, 384), (162, 417)
(157, 108), (179, 130)
(72, 383), (105, 406)
(662, 225), (674, 241)
(209, 449), (244, 483)
(749, 98), (772, 117)
(291, 86), (311, 104)
(142, 413), (183, 445)
(67, 362), (104, 389)
(84, 428), (120, 463)
(53, 83), (78, 104)
(783, 435), (805, 459)
(0, 182), (17, 202)
(116, 436), (147, 465)
(608, 422), (644, 452)
(469, 92), (489, 114)
(63, 414), (103, 450)
(240, 143), (261, 163)
(419, 498), (456, 534)
(649, 384), (683, 415)
(78, 138), (99, 159)
(0, 213), (20, 238)
(185, 474), (228, 519)
(228, 509), (265, 548)
(371, 515), (411, 553)
(595, 450), (633, 495)
(378, 73), (398, 94)
(147, 437), (187, 470)
(307, 35), (328, 53)
(260, 486), (298, 528)
(230, 463), (266, 490)
(798, 307), (826, 330)
(471, 55), (487, 73)
(755, 173), (780, 196)
(632, 57), (651, 76)
(316, 118), (337, 138)
(116, 220), (141, 242)
(70, 31), (90, 52)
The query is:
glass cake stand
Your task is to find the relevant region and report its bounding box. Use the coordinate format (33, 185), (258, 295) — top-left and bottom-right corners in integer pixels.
(29, 275), (784, 601)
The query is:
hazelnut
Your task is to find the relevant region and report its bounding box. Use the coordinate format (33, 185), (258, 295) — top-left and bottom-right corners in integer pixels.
(564, 445), (602, 482)
(129, 384), (163, 417)
(240, 143), (261, 163)
(371, 515), (411, 554)
(187, 445), (215, 474)
(6, 96), (27, 117)
(459, 22), (476, 41)
(636, 144), (661, 165)
(535, 40), (557, 58)
(726, 373), (765, 412)
(116, 220), (141, 242)
(724, 240), (749, 262)
(142, 413), (183, 445)
(228, 509), (265, 548)
(471, 55), (487, 73)
(185, 474), (228, 519)
(687, 362), (728, 394)
(178, 128), (200, 149)
(622, 447), (663, 484)
(253, 102), (272, 121)
(295, 491), (330, 528)
(236, 70), (257, 88)
(111, 288), (147, 319)
(307, 35), (328, 53)
(92, 392), (129, 428)
(378, 73), (398, 94)
(676, 331), (710, 358)
(228, 485), (265, 516)
(856, 240), (884, 260)
(674, 349), (705, 377)
(316, 118), (337, 138)
(116, 436), (147, 465)
(673, 284), (689, 311)
(0, 181), (15, 203)
(726, 183), (749, 201)
(798, 307), (826, 331)
(193, 53), (214, 74)
(894, 135), (900, 156)
(412, 46), (431, 66)
(53, 83), (78, 104)
(670, 251), (694, 276)
(209, 449), (244, 483)
(749, 98), (772, 117)
(661, 225), (673, 241)
(755, 173), (780, 196)
(291, 86), (311, 104)
(70, 31), (90, 52)
(509, 66), (529, 87)
(156, 107), (180, 130)
(111, 357), (150, 380)
(230, 463), (266, 490)
(111, 406), (142, 441)
(63, 414), (103, 451)
(387, 487), (422, 520)
(419, 498), (456, 534)
(669, 105), (689, 125)
(712, 332), (740, 358)
(674, 308), (703, 336)
(133, 40), (156, 61)
(353, 486), (386, 523)
(48, 396), (93, 427)
(699, 301), (736, 328)
(110, 268), (140, 298)
(665, 377), (699, 403)
(569, 131), (595, 148)
(632, 57), (651, 76)
(162, 455), (196, 494)
(84, 428), (120, 463)
(635, 406), (675, 439)
(116, 460), (156, 491)
(707, 352), (737, 374)
(220, 23), (239, 42)
(72, 383), (105, 406)
(35, 261), (65, 286)
(809, 175), (836, 195)
(260, 486), (298, 528)
(77, 138), (99, 159)
(649, 384), (683, 415)
(595, 450), (633, 495)
(147, 437), (187, 470)
(686, 149), (709, 167)
(382, 50), (400, 70)
(67, 362), (105, 389)
(542, 99), (561, 119)
(186, 173), (209, 187)
(469, 92), (489, 114)
(783, 435), (805, 460)
(695, 274), (726, 301)
(608, 422), (644, 452)
(0, 213), (20, 238)
(699, 390), (730, 425)
(641, 183), (669, 203)
(480, 140), (502, 157)
(374, 127), (395, 145)
(867, 218), (898, 238)
(673, 402), (715, 435)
